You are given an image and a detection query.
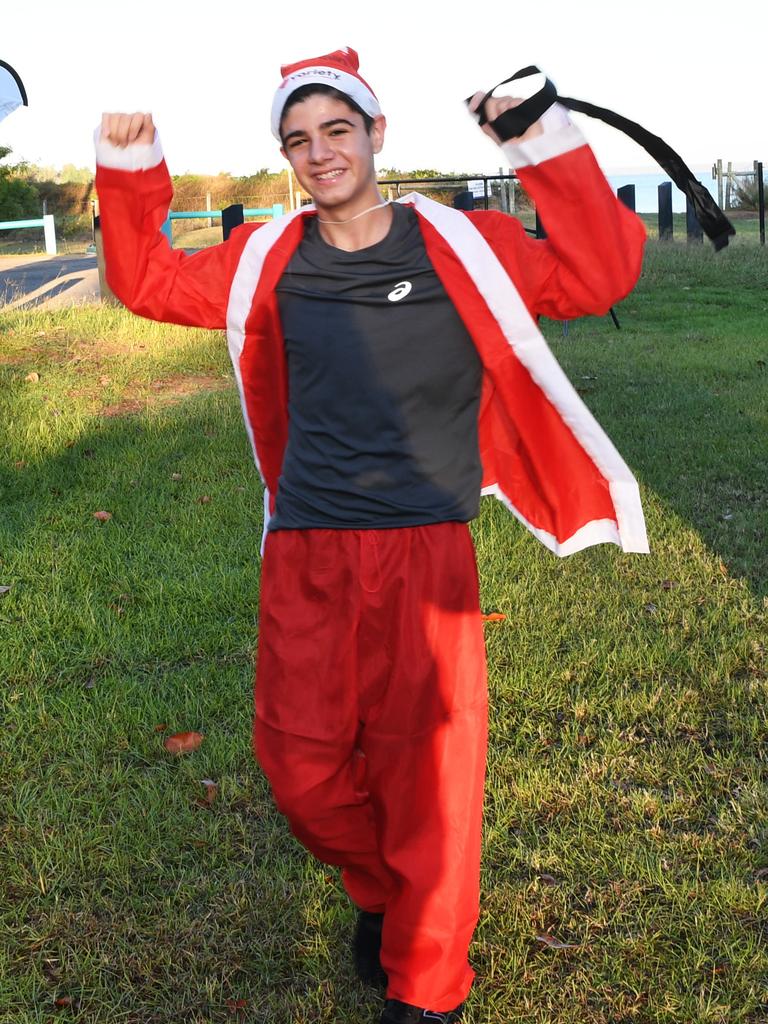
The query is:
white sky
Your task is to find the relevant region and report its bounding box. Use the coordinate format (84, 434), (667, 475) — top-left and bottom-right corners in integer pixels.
(1, 0), (763, 178)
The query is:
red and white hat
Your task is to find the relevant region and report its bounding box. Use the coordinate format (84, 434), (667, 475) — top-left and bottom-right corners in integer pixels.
(271, 46), (381, 140)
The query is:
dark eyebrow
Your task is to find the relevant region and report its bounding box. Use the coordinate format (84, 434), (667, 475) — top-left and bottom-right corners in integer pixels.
(282, 118), (356, 144)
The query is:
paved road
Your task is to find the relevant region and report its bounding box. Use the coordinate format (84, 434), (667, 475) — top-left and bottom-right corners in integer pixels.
(0, 254), (101, 311)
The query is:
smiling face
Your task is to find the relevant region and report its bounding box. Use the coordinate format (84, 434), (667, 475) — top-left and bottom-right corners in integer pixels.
(280, 93), (386, 219)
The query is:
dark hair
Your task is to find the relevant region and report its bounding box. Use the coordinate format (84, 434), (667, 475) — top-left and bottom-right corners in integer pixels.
(280, 83), (375, 138)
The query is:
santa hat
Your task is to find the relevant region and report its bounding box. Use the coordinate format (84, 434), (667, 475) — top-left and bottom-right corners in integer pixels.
(271, 46), (381, 140)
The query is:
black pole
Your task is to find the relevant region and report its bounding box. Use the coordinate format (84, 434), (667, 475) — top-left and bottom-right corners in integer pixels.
(658, 181), (673, 241)
(452, 191), (474, 211)
(617, 184), (636, 212)
(535, 210), (547, 239)
(222, 203), (244, 241)
(757, 161), (765, 246)
(686, 194), (704, 244)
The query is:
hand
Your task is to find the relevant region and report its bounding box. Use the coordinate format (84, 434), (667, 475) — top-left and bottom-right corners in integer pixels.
(101, 111), (156, 147)
(468, 92), (544, 145)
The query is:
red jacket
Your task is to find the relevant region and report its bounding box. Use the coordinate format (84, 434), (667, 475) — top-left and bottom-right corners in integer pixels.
(95, 140), (647, 555)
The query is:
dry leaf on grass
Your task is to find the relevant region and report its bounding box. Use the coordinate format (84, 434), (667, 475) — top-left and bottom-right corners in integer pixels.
(93, 510), (112, 522)
(198, 495), (212, 504)
(24, 371), (40, 383)
(163, 731), (204, 754)
(481, 612), (506, 622)
(0, 586), (11, 597)
(226, 999), (248, 1015)
(197, 779), (218, 807)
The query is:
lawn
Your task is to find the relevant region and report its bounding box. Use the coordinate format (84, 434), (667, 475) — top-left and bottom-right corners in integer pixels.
(0, 239), (766, 1023)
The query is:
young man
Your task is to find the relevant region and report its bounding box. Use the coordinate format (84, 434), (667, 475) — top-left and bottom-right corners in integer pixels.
(96, 46), (647, 1024)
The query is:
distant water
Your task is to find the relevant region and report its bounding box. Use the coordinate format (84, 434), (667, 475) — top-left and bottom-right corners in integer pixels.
(606, 172), (720, 213)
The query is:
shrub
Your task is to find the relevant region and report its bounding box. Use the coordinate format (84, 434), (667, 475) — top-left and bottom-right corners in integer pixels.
(732, 173), (765, 211)
(0, 147), (40, 221)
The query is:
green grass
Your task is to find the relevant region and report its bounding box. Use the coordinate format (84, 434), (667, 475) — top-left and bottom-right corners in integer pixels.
(1, 242), (767, 1023)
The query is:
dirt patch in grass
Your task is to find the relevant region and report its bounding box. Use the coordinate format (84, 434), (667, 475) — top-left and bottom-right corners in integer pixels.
(98, 373), (233, 417)
(0, 328), (71, 366)
(0, 331), (200, 369)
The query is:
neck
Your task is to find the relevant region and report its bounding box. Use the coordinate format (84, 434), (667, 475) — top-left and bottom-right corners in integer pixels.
(314, 196), (394, 252)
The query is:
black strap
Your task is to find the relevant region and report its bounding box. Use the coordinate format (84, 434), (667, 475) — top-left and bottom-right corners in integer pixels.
(0, 60), (28, 106)
(468, 67), (735, 251)
(474, 66), (558, 140)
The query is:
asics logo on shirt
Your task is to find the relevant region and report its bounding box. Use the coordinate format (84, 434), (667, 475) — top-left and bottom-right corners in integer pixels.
(387, 281), (412, 302)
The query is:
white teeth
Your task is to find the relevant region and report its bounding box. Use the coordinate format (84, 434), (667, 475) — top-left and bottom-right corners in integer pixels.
(317, 169), (344, 180)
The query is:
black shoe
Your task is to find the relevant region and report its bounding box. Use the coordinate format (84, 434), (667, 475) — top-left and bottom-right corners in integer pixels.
(380, 999), (464, 1023)
(354, 910), (388, 988)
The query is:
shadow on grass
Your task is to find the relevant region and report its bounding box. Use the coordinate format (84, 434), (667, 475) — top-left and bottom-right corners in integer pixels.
(548, 245), (768, 601)
(2, 395), (477, 1023)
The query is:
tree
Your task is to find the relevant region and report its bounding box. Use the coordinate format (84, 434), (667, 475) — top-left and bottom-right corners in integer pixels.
(0, 146), (39, 220)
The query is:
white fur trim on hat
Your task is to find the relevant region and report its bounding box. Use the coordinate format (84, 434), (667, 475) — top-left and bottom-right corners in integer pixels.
(271, 65), (381, 140)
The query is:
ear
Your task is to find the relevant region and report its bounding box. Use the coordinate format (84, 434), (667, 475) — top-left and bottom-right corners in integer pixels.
(370, 114), (387, 155)
(280, 145), (288, 161)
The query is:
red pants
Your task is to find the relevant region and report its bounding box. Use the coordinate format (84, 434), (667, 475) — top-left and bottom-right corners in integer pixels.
(253, 523), (487, 1011)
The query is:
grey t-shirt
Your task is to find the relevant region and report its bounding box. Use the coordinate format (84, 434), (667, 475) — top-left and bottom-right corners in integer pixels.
(270, 203), (483, 530)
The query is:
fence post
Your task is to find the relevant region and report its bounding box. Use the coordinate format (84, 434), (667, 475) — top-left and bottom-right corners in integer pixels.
(658, 182), (673, 241)
(92, 210), (120, 306)
(686, 195), (703, 244)
(617, 184), (636, 211)
(271, 203), (284, 220)
(42, 214), (57, 255)
(206, 192), (212, 228)
(160, 216), (172, 246)
(453, 191), (474, 212)
(715, 159), (723, 208)
(756, 160), (765, 246)
(535, 211), (547, 239)
(287, 166), (295, 211)
(222, 203), (244, 241)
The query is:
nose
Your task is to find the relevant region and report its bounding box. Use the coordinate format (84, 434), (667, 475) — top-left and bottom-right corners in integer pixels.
(307, 134), (334, 164)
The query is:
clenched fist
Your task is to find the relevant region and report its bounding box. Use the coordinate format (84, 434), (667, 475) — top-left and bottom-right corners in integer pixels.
(101, 111), (156, 147)
(467, 92), (543, 145)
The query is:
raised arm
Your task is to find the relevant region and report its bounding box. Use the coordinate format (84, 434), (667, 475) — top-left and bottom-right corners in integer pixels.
(467, 91), (646, 320)
(95, 113), (251, 329)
